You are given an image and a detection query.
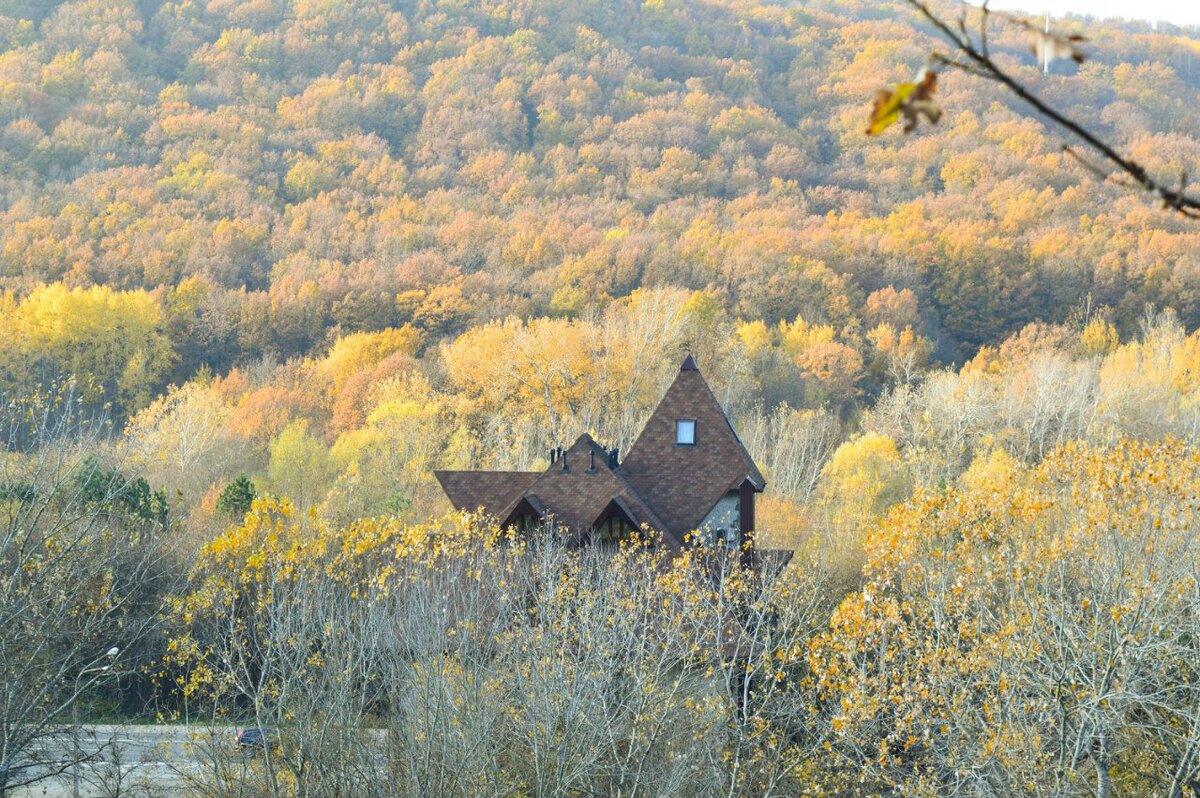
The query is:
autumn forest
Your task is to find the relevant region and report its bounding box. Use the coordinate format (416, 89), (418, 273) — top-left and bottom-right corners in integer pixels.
(5, 0), (1200, 795)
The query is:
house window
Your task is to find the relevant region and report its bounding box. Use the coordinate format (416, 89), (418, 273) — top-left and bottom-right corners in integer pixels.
(594, 516), (633, 550)
(675, 419), (696, 445)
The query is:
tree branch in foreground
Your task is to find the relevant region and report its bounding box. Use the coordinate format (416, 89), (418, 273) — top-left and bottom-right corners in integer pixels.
(871, 0), (1200, 218)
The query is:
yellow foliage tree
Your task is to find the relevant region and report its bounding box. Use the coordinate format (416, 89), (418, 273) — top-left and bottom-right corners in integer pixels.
(317, 327), (422, 395)
(779, 315), (836, 357)
(267, 419), (334, 509)
(327, 372), (459, 520)
(1079, 316), (1119, 356)
(818, 432), (909, 538)
(124, 381), (249, 504)
(812, 439), (1200, 795)
(867, 322), (933, 384)
(0, 284), (174, 413)
(441, 316), (595, 444)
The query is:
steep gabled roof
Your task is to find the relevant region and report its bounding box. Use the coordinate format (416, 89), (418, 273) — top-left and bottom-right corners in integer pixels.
(593, 495), (640, 530)
(503, 433), (679, 546)
(499, 494), (547, 528)
(435, 357), (764, 549)
(620, 357), (766, 539)
(434, 469), (539, 519)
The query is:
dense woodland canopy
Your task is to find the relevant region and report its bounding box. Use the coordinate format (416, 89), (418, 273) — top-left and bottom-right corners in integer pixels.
(7, 1), (1200, 794)
(1, 0), (1199, 528)
(0, 0), (1198, 357)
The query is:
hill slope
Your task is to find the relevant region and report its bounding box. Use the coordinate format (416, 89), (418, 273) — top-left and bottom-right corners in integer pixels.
(1, 0), (1199, 379)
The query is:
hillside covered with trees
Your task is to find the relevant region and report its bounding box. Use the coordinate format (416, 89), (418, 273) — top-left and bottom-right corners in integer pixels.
(2, 0), (1200, 378)
(6, 1), (1200, 795)
(0, 0), (1197, 523)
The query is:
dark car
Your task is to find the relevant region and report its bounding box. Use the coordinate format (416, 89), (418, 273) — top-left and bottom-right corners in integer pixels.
(236, 727), (279, 752)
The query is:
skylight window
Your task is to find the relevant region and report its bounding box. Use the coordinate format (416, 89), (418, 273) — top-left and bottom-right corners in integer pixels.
(676, 419), (696, 445)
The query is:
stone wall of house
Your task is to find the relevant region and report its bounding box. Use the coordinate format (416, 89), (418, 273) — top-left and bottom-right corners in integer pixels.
(698, 492), (741, 547)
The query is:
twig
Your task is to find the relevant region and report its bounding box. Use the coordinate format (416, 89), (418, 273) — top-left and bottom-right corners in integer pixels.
(1062, 145), (1138, 189)
(931, 52), (997, 80)
(904, 0), (1200, 218)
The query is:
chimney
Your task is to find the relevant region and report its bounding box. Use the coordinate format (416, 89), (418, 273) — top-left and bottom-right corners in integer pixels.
(560, 450), (569, 472)
(588, 449), (596, 471)
(608, 448), (619, 469)
(549, 447), (556, 464)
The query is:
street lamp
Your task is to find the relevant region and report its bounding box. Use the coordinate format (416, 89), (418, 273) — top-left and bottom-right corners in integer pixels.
(72, 647), (120, 798)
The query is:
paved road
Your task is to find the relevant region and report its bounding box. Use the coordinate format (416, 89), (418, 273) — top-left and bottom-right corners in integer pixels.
(9, 725), (223, 797)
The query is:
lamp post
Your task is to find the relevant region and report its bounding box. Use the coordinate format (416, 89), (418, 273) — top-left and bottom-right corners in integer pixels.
(72, 647), (120, 798)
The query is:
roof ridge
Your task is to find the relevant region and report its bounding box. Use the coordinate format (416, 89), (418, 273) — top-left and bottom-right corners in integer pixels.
(604, 463), (674, 541)
(689, 367), (765, 490)
(620, 363), (766, 537)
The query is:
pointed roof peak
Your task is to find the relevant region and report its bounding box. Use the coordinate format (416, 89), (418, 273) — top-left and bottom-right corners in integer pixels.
(621, 358), (766, 536)
(680, 354), (698, 372)
(566, 432), (605, 454)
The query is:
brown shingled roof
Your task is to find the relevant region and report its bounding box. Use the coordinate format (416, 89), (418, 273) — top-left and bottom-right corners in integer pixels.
(620, 358), (766, 539)
(435, 356), (765, 549)
(434, 470), (539, 518)
(500, 434), (680, 546)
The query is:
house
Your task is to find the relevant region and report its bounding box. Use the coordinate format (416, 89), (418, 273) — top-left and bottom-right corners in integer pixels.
(435, 355), (785, 564)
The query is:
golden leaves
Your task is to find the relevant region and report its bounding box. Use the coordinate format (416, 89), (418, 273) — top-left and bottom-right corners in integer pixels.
(813, 436), (1200, 790)
(866, 13), (1085, 142)
(866, 69), (942, 136)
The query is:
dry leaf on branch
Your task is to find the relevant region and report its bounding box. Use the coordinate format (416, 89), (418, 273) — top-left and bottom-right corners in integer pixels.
(1013, 19), (1086, 65)
(866, 69), (942, 136)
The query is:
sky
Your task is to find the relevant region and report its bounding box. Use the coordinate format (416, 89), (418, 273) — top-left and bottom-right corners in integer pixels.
(981, 0), (1200, 27)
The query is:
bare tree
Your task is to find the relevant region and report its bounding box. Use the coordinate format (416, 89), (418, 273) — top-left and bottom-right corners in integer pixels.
(741, 404), (841, 503)
(0, 382), (176, 796)
(172, 505), (835, 798)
